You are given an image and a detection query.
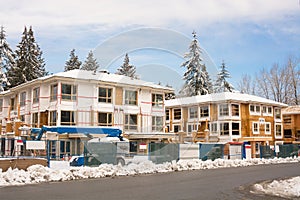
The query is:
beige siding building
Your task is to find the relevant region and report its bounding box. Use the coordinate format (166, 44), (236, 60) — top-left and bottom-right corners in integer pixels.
(165, 92), (288, 157)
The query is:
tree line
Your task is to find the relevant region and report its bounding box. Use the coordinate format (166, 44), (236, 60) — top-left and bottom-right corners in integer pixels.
(237, 56), (300, 105)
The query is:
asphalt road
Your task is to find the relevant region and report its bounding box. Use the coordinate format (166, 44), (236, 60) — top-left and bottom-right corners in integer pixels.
(1, 162), (300, 200)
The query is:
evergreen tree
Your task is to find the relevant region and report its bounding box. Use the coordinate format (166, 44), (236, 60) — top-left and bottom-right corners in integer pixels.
(180, 31), (211, 96)
(116, 53), (138, 79)
(7, 26), (47, 88)
(214, 61), (234, 92)
(0, 26), (15, 91)
(81, 50), (99, 71)
(64, 49), (82, 71)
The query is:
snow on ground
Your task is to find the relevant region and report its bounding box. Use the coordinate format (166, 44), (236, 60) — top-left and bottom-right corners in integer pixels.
(1, 157), (300, 198)
(253, 176), (300, 198)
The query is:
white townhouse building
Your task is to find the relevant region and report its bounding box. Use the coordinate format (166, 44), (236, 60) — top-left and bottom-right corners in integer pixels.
(0, 69), (174, 156)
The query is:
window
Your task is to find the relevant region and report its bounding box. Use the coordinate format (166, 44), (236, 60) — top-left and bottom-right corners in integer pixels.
(265, 122), (271, 134)
(210, 122), (218, 135)
(283, 116), (291, 124)
(284, 129), (292, 138)
(187, 123), (198, 135)
(232, 122), (240, 136)
(250, 105), (261, 115)
(61, 84), (77, 101)
(152, 116), (163, 131)
(33, 87), (40, 104)
(173, 125), (181, 133)
(152, 94), (163, 107)
(50, 84), (58, 101)
(189, 107), (198, 119)
(200, 106), (209, 118)
(20, 92), (26, 107)
(231, 104), (239, 117)
(61, 111), (75, 125)
(274, 108), (281, 120)
(60, 141), (70, 158)
(0, 99), (3, 112)
(219, 104), (229, 116)
(173, 108), (181, 120)
(275, 124), (282, 137)
(252, 122), (259, 134)
(124, 90), (137, 105)
(263, 106), (272, 116)
(49, 111), (57, 126)
(10, 98), (16, 111)
(98, 87), (112, 103)
(32, 112), (38, 128)
(220, 122), (229, 136)
(98, 112), (112, 126)
(124, 114), (137, 131)
(165, 109), (170, 121)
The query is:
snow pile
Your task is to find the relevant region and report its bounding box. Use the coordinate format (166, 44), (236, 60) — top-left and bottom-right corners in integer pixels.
(253, 176), (300, 198)
(0, 157), (300, 193)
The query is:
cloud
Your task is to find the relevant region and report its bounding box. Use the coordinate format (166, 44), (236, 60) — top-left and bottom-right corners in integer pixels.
(1, 0), (299, 35)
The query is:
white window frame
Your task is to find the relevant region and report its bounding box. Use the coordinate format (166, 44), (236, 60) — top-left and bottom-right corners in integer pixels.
(20, 91), (26, 107)
(124, 90), (137, 105)
(210, 122), (218, 135)
(219, 122), (230, 136)
(265, 122), (271, 135)
(189, 107), (198, 119)
(219, 104), (229, 117)
(231, 104), (240, 117)
(274, 108), (281, 121)
(32, 87), (40, 104)
(172, 124), (181, 133)
(275, 123), (282, 138)
(262, 106), (273, 116)
(0, 99), (3, 112)
(200, 105), (209, 118)
(173, 108), (181, 121)
(165, 109), (170, 121)
(50, 84), (58, 101)
(152, 116), (163, 132)
(187, 123), (198, 136)
(252, 122), (259, 134)
(250, 104), (261, 116)
(231, 122), (241, 136)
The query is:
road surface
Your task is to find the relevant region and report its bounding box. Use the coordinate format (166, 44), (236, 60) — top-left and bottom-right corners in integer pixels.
(1, 162), (300, 200)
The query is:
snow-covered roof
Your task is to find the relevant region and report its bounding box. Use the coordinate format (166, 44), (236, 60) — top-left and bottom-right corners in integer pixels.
(165, 92), (288, 107)
(282, 106), (300, 114)
(5, 69), (174, 92)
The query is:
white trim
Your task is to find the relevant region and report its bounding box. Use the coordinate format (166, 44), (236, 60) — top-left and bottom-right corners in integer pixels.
(265, 122), (271, 135)
(252, 122), (259, 134)
(249, 104), (261, 116)
(275, 123), (283, 139)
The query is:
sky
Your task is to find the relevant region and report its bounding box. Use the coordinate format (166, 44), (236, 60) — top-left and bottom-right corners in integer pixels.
(1, 0), (300, 92)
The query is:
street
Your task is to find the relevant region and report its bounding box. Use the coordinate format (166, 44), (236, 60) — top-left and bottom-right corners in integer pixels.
(1, 162), (300, 200)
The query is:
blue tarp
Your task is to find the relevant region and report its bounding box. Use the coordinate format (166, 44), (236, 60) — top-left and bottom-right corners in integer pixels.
(33, 126), (122, 140)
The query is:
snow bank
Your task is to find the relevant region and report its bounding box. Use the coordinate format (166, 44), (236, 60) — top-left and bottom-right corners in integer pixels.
(253, 176), (300, 198)
(1, 156), (300, 198)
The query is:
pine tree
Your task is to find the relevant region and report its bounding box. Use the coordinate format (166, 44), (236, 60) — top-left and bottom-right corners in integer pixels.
(64, 49), (82, 71)
(0, 26), (15, 91)
(81, 50), (99, 71)
(7, 26), (47, 88)
(214, 61), (234, 92)
(116, 53), (138, 79)
(180, 31), (211, 96)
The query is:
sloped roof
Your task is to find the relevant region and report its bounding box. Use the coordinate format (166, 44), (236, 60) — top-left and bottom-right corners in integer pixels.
(4, 69), (174, 92)
(165, 92), (287, 107)
(282, 106), (300, 114)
